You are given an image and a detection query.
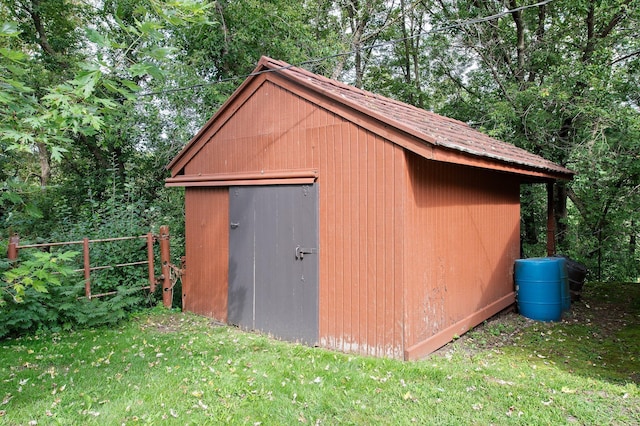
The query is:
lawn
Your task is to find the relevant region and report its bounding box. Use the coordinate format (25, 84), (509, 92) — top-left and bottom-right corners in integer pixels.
(1, 282), (638, 425)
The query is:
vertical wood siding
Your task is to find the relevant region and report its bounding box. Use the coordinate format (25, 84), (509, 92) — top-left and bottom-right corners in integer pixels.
(184, 81), (320, 175)
(184, 187), (229, 320)
(182, 81), (406, 357)
(317, 122), (406, 358)
(403, 153), (520, 354)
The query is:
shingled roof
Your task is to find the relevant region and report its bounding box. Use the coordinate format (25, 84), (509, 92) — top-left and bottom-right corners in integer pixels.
(168, 56), (574, 181)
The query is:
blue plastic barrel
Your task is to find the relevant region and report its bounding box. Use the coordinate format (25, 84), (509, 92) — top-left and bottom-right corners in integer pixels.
(514, 258), (565, 321)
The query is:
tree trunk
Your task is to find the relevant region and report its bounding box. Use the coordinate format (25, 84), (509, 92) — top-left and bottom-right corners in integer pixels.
(520, 185), (539, 246)
(554, 180), (568, 251)
(37, 142), (51, 187)
(630, 220), (636, 257)
(400, 0), (413, 102)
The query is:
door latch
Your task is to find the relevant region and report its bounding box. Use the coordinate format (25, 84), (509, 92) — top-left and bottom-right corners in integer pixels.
(295, 246), (317, 260)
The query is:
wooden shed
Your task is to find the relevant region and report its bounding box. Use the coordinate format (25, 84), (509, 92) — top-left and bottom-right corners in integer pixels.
(166, 56), (573, 360)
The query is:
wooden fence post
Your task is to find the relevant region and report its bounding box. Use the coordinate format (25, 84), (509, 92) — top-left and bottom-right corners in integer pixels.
(159, 225), (172, 308)
(7, 234), (19, 261)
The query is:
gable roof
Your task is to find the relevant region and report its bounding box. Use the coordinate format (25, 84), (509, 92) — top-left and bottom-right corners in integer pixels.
(168, 56), (574, 181)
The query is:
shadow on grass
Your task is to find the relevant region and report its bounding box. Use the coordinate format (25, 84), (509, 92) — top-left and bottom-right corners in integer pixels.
(437, 282), (640, 385)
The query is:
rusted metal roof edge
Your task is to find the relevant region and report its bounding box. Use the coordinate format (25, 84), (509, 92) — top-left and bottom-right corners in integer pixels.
(433, 143), (574, 181)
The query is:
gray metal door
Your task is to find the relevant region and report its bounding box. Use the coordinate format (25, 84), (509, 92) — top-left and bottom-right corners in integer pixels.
(228, 184), (319, 344)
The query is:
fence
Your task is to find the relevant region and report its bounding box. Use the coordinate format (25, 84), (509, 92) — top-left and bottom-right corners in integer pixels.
(6, 225), (177, 308)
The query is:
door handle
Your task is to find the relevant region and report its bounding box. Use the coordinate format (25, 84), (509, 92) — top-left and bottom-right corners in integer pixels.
(230, 222), (239, 229)
(295, 246), (317, 260)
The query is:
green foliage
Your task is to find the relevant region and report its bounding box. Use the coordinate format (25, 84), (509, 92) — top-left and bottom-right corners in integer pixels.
(2, 249), (78, 302)
(0, 166), (172, 337)
(0, 280), (147, 339)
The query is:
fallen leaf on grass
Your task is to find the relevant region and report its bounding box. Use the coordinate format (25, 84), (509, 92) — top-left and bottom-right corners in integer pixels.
(486, 377), (514, 386)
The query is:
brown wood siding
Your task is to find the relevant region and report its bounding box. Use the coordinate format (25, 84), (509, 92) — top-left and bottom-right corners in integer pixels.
(183, 81), (320, 175)
(318, 122), (406, 358)
(403, 153), (520, 358)
(183, 187), (229, 320)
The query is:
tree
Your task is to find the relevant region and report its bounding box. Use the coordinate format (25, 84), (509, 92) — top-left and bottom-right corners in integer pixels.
(0, 0), (212, 233)
(381, 0), (640, 279)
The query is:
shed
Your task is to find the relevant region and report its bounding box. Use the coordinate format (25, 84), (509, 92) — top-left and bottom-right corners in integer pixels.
(166, 56), (574, 360)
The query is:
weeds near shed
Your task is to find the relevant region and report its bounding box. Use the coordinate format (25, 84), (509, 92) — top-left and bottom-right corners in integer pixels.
(0, 283), (638, 425)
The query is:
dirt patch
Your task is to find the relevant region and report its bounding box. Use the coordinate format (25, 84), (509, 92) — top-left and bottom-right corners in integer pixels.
(431, 307), (531, 358)
(432, 282), (640, 359)
(137, 315), (184, 333)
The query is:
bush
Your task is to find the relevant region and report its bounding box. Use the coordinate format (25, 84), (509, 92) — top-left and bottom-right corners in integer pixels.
(0, 281), (148, 338)
(1, 163), (183, 338)
(0, 192), (160, 338)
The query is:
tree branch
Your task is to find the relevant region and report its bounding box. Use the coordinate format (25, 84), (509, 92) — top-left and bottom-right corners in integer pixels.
(567, 186), (588, 223)
(610, 49), (640, 65)
(598, 0), (632, 39)
(509, 0), (526, 83)
(28, 0), (57, 57)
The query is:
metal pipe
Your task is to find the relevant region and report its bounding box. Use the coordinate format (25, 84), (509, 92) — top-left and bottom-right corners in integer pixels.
(7, 234), (19, 261)
(147, 233), (156, 292)
(159, 225), (172, 308)
(17, 235), (147, 249)
(78, 261), (149, 272)
(80, 286), (151, 300)
(83, 238), (91, 299)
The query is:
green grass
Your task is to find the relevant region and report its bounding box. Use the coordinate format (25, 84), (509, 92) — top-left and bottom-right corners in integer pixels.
(1, 283), (638, 425)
